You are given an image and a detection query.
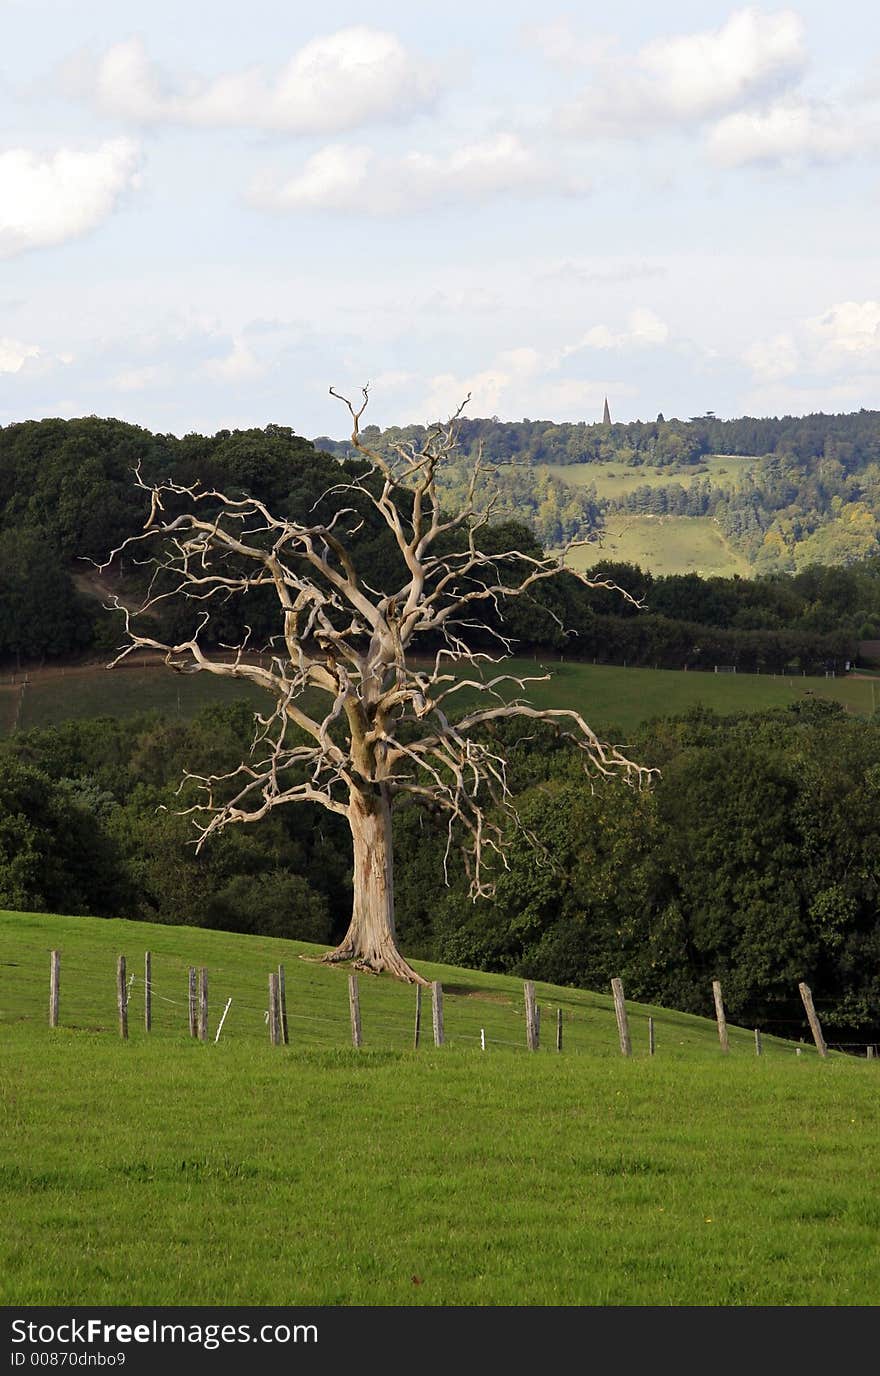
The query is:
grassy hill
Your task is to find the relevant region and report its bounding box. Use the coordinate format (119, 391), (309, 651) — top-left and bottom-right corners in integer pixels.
(2, 909), (880, 1306)
(0, 656), (873, 740)
(566, 513), (751, 579)
(544, 454), (756, 500)
(541, 458), (755, 577)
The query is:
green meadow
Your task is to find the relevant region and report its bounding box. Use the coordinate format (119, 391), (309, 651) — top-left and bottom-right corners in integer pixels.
(0, 656), (871, 740)
(544, 454), (756, 500)
(542, 456), (755, 576)
(2, 909), (879, 1307)
(567, 513), (751, 579)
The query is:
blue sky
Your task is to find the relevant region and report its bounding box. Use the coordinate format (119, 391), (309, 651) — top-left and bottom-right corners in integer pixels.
(1, 1), (878, 438)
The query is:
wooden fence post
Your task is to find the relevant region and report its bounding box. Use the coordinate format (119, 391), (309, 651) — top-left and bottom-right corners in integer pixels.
(798, 982), (828, 1058)
(754, 1028), (763, 1056)
(277, 964), (289, 1045)
(524, 981), (539, 1051)
(268, 974), (279, 1045)
(188, 967), (197, 1038)
(413, 985), (421, 1050)
(117, 955), (128, 1040)
(198, 967), (208, 1042)
(868, 1045), (875, 1061)
(610, 978), (632, 1057)
(712, 979), (730, 1054)
(648, 1016), (655, 1057)
(431, 981), (444, 1047)
(556, 1007), (563, 1053)
(349, 973), (362, 1048)
(49, 950), (60, 1029)
(144, 951), (152, 1033)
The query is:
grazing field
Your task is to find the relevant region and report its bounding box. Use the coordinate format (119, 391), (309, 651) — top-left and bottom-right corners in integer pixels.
(2, 909), (879, 1307)
(0, 663), (269, 736)
(566, 513), (751, 579)
(544, 454), (756, 499)
(0, 656), (872, 740)
(513, 660), (874, 733)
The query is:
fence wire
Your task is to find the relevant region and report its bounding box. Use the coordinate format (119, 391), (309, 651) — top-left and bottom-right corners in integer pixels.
(1, 947), (871, 1059)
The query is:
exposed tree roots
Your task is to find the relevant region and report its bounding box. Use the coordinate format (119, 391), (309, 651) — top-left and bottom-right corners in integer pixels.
(321, 940), (429, 985)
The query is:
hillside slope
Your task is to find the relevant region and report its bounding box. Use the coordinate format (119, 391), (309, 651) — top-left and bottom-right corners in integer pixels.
(3, 911), (878, 1307)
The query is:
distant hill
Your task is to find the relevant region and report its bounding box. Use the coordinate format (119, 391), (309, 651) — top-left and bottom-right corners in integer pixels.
(1, 412), (879, 671)
(316, 409), (880, 574)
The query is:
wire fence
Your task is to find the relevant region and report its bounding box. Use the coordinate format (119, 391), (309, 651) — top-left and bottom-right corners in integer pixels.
(2, 946), (872, 1061)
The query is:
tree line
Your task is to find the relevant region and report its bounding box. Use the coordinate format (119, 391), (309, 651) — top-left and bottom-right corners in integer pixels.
(317, 408), (880, 470)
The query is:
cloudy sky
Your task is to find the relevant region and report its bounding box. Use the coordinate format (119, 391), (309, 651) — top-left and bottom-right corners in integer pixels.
(1, 0), (878, 438)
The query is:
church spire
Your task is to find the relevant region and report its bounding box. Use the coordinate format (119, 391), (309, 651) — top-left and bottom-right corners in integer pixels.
(603, 396), (611, 425)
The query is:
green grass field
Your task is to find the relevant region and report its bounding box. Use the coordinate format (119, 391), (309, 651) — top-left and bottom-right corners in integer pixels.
(3, 664), (269, 734)
(0, 657), (873, 740)
(566, 513), (752, 579)
(3, 909), (879, 1306)
(544, 454), (756, 500)
(514, 660), (875, 733)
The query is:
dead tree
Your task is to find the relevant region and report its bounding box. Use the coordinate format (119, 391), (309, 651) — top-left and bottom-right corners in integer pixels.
(98, 388), (653, 983)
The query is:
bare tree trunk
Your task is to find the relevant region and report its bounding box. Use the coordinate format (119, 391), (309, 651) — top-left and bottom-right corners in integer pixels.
(323, 786), (426, 984)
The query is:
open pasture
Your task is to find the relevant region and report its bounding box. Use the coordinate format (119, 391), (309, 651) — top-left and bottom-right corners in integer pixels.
(566, 513), (752, 578)
(543, 454), (756, 499)
(2, 911), (879, 1307)
(0, 656), (872, 741)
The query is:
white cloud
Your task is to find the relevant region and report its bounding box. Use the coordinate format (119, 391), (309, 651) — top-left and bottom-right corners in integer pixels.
(252, 143), (370, 211)
(418, 349), (546, 421)
(201, 339), (266, 383)
(742, 331), (798, 381)
(558, 7), (806, 136)
(0, 139), (140, 258)
(0, 336), (41, 373)
(744, 300), (880, 390)
(806, 300), (880, 358)
(251, 133), (581, 214)
(564, 308), (670, 353)
(0, 336), (75, 379)
(709, 97), (880, 166)
(383, 344), (637, 424)
(76, 29), (439, 133)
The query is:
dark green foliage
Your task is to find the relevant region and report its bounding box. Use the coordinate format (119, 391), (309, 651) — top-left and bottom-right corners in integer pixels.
(0, 416), (365, 664)
(1, 704), (346, 938)
(398, 704), (880, 1039)
(0, 755), (126, 914)
(204, 871), (332, 942)
(0, 528), (94, 662)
